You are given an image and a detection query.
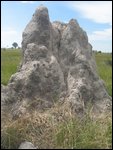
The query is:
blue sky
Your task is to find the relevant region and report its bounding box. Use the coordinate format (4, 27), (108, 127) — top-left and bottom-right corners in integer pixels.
(1, 1), (112, 52)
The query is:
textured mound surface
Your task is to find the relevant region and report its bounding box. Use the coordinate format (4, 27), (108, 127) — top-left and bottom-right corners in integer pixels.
(1, 6), (111, 119)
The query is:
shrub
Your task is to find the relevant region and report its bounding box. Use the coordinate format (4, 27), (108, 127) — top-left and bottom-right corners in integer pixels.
(98, 51), (101, 53)
(106, 60), (112, 66)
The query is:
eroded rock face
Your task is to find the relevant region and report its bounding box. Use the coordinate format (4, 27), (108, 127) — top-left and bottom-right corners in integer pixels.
(1, 5), (111, 119)
(22, 6), (52, 53)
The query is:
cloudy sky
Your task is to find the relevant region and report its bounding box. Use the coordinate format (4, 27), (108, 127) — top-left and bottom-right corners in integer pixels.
(1, 1), (112, 52)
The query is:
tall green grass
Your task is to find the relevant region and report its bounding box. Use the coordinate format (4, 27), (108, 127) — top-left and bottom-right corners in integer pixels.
(1, 103), (112, 149)
(95, 53), (112, 96)
(54, 115), (112, 149)
(1, 49), (22, 85)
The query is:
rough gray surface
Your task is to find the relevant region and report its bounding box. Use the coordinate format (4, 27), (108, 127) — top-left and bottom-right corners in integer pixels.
(1, 5), (112, 119)
(18, 141), (37, 149)
(22, 6), (52, 53)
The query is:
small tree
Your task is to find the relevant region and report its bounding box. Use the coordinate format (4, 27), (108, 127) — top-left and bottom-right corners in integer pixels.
(12, 42), (18, 49)
(98, 51), (101, 53)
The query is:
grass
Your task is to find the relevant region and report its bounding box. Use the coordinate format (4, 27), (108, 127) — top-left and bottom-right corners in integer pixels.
(54, 115), (112, 149)
(1, 49), (22, 85)
(94, 52), (112, 96)
(1, 102), (112, 149)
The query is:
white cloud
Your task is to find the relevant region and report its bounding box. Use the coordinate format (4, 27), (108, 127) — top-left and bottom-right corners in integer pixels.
(88, 27), (112, 52)
(86, 27), (112, 52)
(20, 1), (35, 4)
(1, 28), (22, 48)
(68, 1), (112, 25)
(67, 1), (112, 52)
(88, 28), (112, 41)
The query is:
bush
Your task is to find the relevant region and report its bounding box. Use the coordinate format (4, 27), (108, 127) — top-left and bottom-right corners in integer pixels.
(106, 60), (112, 66)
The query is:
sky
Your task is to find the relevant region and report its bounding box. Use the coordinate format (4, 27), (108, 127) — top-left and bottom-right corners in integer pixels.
(1, 1), (112, 52)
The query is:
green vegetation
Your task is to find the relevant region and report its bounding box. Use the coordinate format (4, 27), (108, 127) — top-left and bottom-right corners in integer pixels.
(94, 53), (112, 96)
(12, 42), (18, 49)
(1, 49), (22, 85)
(54, 115), (112, 149)
(1, 103), (112, 149)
